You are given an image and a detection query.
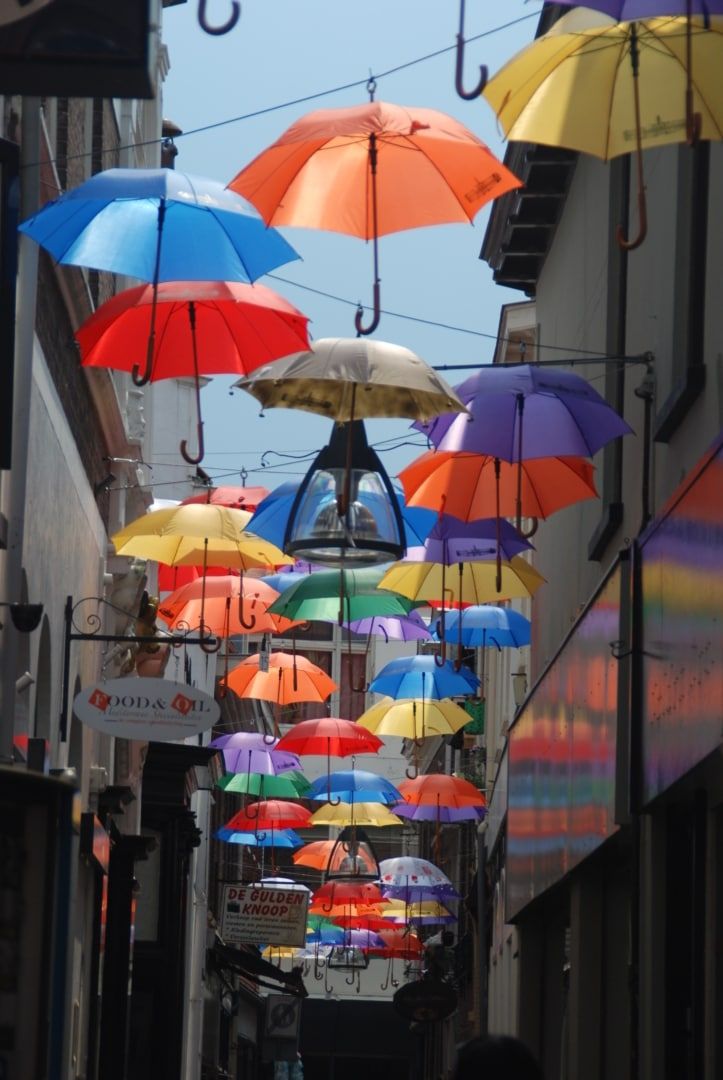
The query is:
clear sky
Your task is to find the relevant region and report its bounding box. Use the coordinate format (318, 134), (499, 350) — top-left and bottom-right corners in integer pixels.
(159, 1), (543, 494)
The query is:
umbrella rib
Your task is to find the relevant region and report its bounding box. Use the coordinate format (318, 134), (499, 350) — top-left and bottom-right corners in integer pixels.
(638, 19), (723, 141)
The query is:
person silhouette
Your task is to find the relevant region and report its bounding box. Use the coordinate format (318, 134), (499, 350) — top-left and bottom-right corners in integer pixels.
(453, 1035), (545, 1080)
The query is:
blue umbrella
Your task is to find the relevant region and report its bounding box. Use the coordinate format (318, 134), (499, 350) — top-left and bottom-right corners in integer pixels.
(369, 655), (479, 700)
(259, 569), (313, 593)
(248, 480), (435, 551)
(213, 827), (303, 848)
(19, 168), (299, 393)
(306, 769), (402, 805)
(434, 605), (531, 649)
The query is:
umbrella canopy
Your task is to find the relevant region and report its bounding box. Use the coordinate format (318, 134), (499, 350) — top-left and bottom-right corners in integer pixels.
(378, 557), (546, 605)
(394, 802), (485, 823)
(368, 655), (479, 700)
(305, 770), (402, 805)
(19, 167), (298, 283)
(404, 515), (533, 565)
(224, 799), (312, 832)
(158, 575), (296, 636)
(484, 11), (723, 160)
(313, 881), (386, 908)
(306, 922), (346, 945)
(435, 605), (532, 648)
(558, 1), (723, 12)
(343, 611), (431, 642)
(381, 899), (457, 926)
(357, 697), (472, 739)
(369, 927), (424, 959)
(229, 98), (521, 334)
(267, 567), (421, 624)
(378, 856), (456, 893)
(236, 337), (466, 423)
(293, 840), (378, 874)
(208, 732), (301, 775)
(222, 652), (337, 705)
(276, 717), (383, 758)
(417, 364), (632, 459)
(214, 827), (303, 847)
(248, 481), (435, 552)
(76, 280), (310, 382)
(259, 569), (314, 593)
(309, 802), (403, 828)
(396, 773), (486, 810)
(111, 504), (291, 569)
(216, 770), (310, 798)
(229, 99), (520, 237)
(399, 450), (598, 522)
(341, 929), (386, 950)
(182, 485), (271, 511)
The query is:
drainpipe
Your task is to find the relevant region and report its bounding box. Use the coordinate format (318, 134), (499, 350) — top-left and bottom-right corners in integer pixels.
(181, 787), (211, 1080)
(0, 97), (41, 764)
(477, 820), (488, 1037)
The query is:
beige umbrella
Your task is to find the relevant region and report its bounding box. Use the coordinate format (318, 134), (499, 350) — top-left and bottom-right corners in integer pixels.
(234, 337), (467, 423)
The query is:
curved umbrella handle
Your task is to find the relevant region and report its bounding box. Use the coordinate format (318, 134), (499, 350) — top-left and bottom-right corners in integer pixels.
(616, 185), (648, 252)
(521, 516), (539, 539)
(198, 0), (241, 35)
(131, 339), (153, 386)
(381, 957), (394, 992)
(180, 421), (205, 466)
(405, 762), (419, 780)
(455, 0), (488, 101)
(354, 282), (381, 337)
(238, 577), (257, 631)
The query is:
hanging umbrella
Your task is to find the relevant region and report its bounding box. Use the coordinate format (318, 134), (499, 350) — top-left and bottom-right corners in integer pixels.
(19, 167), (299, 388)
(222, 651), (337, 707)
(237, 337), (466, 423)
(293, 840), (378, 874)
(275, 717), (383, 758)
(305, 770), (402, 806)
(378, 856), (458, 897)
(484, 10), (723, 248)
(378, 555), (546, 608)
(396, 773), (486, 810)
(313, 881), (386, 908)
(368, 655), (479, 700)
(306, 921), (347, 945)
(76, 280), (310, 464)
(208, 732), (301, 775)
(182, 485), (271, 511)
(224, 799), (312, 832)
(404, 515), (533, 565)
(248, 481), (436, 552)
(229, 97), (521, 333)
(259, 569), (314, 594)
(368, 927), (425, 960)
(357, 697), (472, 739)
(214, 827), (303, 847)
(267, 566), (421, 624)
(329, 912), (395, 931)
(434, 605), (532, 693)
(381, 900), (457, 926)
(343, 611), (431, 643)
(158, 575), (296, 637)
(309, 802), (403, 828)
(216, 770), (310, 798)
(111, 504), (290, 570)
(340, 929), (386, 951)
(393, 802), (486, 823)
(400, 451), (598, 522)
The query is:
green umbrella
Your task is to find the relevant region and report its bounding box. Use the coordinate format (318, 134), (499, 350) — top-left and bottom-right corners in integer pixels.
(217, 770), (310, 797)
(266, 566), (421, 624)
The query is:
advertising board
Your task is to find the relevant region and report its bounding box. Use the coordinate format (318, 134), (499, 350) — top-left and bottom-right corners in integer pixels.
(221, 884), (309, 948)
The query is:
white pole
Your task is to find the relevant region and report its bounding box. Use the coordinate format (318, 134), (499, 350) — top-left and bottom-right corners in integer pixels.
(0, 97), (41, 763)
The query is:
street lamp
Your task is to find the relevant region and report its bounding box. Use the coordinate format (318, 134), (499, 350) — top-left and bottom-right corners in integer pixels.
(283, 420), (405, 567)
(511, 668), (528, 709)
(324, 826), (380, 882)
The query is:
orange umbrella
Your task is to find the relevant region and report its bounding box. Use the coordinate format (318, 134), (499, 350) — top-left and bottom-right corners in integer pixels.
(293, 840), (377, 874)
(399, 450), (598, 521)
(396, 773), (486, 810)
(369, 927), (425, 960)
(223, 651), (337, 706)
(229, 97), (521, 334)
(158, 575), (297, 636)
(182, 485), (271, 511)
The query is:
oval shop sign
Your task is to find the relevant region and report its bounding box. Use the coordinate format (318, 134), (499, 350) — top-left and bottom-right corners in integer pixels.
(74, 677), (220, 741)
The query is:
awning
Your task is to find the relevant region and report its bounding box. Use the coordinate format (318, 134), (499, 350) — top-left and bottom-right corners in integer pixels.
(211, 940), (308, 998)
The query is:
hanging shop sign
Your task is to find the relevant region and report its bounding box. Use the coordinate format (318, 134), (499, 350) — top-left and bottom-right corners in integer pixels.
(73, 677), (219, 741)
(393, 978), (458, 1024)
(221, 884), (309, 948)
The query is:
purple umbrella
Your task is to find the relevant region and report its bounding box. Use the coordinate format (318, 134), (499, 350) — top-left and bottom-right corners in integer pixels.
(403, 515), (532, 565)
(393, 802), (486, 823)
(556, 2), (723, 15)
(342, 929), (386, 950)
(209, 732), (301, 775)
(382, 883), (462, 903)
(343, 610), (431, 642)
(417, 365), (632, 460)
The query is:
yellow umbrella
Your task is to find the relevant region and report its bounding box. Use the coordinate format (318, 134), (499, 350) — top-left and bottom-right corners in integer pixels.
(261, 946), (306, 961)
(377, 557), (545, 606)
(357, 697), (470, 739)
(381, 899), (455, 924)
(309, 802), (403, 828)
(111, 503), (291, 569)
(483, 10), (723, 247)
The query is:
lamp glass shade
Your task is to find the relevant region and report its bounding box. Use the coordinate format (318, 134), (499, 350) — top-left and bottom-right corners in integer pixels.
(325, 826), (380, 882)
(284, 421), (405, 567)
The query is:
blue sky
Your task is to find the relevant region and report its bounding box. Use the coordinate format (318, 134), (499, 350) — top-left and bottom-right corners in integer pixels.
(160, 1), (543, 492)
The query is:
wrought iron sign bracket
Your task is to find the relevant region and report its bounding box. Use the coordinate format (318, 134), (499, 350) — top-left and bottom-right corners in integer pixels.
(59, 595), (216, 742)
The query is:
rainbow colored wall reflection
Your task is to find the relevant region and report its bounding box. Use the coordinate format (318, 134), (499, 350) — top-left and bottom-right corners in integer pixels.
(641, 442), (723, 803)
(506, 567), (621, 921)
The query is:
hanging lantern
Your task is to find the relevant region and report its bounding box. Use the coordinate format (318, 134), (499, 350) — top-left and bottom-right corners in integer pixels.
(325, 826), (380, 883)
(283, 420), (405, 567)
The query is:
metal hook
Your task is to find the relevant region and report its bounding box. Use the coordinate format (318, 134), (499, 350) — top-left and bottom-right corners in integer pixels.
(198, 0), (241, 35)
(199, 625), (221, 655)
(455, 0), (488, 100)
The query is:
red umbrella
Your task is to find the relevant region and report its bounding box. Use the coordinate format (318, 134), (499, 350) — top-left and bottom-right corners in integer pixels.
(313, 881), (385, 909)
(275, 717), (382, 758)
(224, 799), (311, 832)
(76, 279), (310, 465)
(182, 485), (271, 511)
(369, 927), (425, 960)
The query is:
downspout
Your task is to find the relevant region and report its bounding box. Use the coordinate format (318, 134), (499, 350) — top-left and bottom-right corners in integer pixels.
(181, 787), (211, 1080)
(0, 98), (40, 763)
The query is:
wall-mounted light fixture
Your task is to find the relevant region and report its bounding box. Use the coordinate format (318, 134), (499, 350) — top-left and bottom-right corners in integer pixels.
(511, 668), (527, 709)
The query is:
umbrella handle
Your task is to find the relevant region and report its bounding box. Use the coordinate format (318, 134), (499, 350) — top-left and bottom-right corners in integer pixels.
(180, 421), (205, 465)
(405, 762), (419, 780)
(354, 281), (381, 337)
(521, 516), (539, 539)
(131, 342), (153, 386)
(617, 24), (648, 252)
(238, 576), (257, 631)
(197, 0), (240, 35)
(455, 0), (488, 101)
